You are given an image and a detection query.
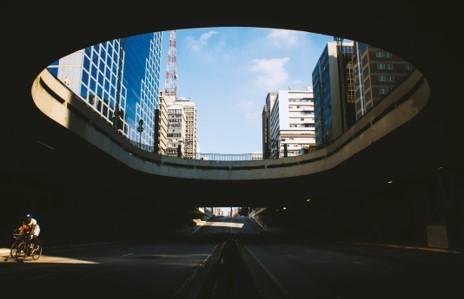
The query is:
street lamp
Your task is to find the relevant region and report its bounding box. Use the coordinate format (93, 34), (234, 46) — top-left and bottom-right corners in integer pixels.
(112, 109), (122, 131)
(177, 139), (183, 158)
(137, 119), (144, 147)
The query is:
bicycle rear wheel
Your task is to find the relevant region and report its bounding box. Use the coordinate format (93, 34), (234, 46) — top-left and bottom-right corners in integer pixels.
(10, 240), (19, 258)
(14, 241), (27, 260)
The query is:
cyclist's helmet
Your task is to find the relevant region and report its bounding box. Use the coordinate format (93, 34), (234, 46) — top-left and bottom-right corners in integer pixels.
(26, 213), (32, 221)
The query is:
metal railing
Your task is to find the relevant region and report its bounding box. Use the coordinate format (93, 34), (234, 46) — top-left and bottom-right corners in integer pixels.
(192, 152), (263, 161)
(162, 149), (311, 161)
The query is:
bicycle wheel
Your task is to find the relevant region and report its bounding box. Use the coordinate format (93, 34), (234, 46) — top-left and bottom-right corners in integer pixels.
(31, 244), (42, 260)
(10, 240), (19, 257)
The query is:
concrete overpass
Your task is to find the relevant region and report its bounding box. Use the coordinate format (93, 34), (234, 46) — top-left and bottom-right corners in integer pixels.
(1, 2), (463, 250)
(33, 68), (429, 180)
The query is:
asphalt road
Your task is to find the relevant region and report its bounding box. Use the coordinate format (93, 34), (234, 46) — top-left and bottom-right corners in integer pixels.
(0, 241), (217, 298)
(243, 241), (464, 298)
(1, 217), (462, 298)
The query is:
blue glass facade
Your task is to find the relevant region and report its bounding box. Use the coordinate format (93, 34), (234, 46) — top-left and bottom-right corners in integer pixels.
(80, 40), (127, 133)
(123, 32), (162, 146)
(48, 32), (163, 145)
(51, 39), (129, 136)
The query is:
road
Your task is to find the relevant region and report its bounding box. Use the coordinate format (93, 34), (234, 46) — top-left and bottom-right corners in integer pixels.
(194, 215), (262, 235)
(0, 241), (217, 298)
(1, 216), (462, 298)
(242, 241), (464, 298)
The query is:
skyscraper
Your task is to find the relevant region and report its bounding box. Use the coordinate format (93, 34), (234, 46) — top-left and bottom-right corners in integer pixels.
(123, 32), (163, 148)
(50, 32), (163, 147)
(312, 40), (355, 146)
(53, 39), (129, 137)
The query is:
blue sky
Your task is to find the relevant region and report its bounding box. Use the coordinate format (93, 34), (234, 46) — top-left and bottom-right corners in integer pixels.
(159, 27), (333, 153)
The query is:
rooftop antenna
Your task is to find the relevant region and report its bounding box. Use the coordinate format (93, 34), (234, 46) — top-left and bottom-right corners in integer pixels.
(164, 30), (177, 97)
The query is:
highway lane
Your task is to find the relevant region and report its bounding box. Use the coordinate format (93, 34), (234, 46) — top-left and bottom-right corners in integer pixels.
(0, 241), (217, 298)
(243, 241), (464, 298)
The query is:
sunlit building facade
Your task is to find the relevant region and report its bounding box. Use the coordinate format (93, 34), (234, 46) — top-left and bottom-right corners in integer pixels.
(49, 33), (163, 146)
(166, 104), (186, 157)
(124, 32), (163, 147)
(175, 98), (198, 159)
(267, 89), (315, 159)
(155, 92), (169, 155)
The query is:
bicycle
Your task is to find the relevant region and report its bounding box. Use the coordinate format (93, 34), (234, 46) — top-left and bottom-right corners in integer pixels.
(10, 233), (42, 261)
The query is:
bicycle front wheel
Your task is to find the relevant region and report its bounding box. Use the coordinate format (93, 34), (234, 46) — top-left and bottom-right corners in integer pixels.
(31, 245), (42, 260)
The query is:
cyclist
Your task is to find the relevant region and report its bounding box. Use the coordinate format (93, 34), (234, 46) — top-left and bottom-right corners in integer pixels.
(24, 213), (41, 251)
(16, 220), (31, 235)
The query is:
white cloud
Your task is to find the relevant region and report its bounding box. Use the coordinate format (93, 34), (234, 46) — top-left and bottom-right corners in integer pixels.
(267, 29), (305, 48)
(186, 30), (219, 52)
(248, 57), (290, 91)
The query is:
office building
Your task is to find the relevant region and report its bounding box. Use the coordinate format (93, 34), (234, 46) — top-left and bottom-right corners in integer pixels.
(155, 92), (168, 154)
(53, 39), (129, 137)
(176, 98), (198, 159)
(265, 89), (315, 159)
(124, 32), (163, 147)
(352, 42), (415, 120)
(312, 40), (355, 146)
(166, 103), (186, 157)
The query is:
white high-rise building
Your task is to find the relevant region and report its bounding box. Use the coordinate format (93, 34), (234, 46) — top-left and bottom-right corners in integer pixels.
(176, 98), (197, 159)
(267, 88), (315, 158)
(166, 103), (186, 157)
(155, 92), (169, 155)
(162, 95), (198, 158)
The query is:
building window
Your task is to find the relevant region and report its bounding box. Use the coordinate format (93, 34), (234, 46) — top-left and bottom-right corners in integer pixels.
(377, 63), (394, 70)
(379, 88), (390, 95)
(375, 51), (393, 58)
(378, 74), (395, 82)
